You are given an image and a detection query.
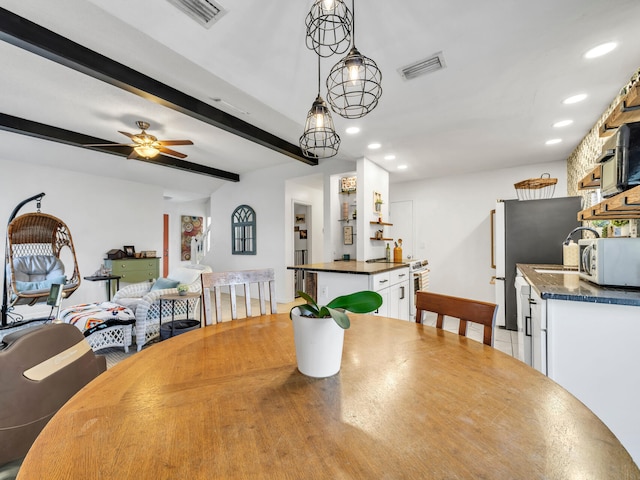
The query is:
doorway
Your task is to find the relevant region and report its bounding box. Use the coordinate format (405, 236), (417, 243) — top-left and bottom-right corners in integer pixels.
(162, 214), (169, 277)
(293, 203), (311, 296)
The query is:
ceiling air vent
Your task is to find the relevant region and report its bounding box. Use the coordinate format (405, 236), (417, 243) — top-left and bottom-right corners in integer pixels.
(399, 52), (446, 80)
(166, 0), (227, 28)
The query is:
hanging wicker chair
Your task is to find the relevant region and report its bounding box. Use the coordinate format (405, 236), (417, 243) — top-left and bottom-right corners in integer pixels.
(5, 212), (80, 307)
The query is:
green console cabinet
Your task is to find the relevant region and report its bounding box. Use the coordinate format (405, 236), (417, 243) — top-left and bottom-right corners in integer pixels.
(104, 258), (160, 284)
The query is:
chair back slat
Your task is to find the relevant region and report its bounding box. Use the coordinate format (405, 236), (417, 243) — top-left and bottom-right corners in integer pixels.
(201, 269), (277, 324)
(416, 291), (498, 346)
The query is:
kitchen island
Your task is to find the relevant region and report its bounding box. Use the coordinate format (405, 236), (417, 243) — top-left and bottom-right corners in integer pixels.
(516, 263), (640, 465)
(288, 260), (410, 320)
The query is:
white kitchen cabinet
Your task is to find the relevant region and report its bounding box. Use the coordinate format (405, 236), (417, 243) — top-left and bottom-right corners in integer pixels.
(528, 288), (546, 375)
(372, 267), (410, 320)
(312, 267), (410, 320)
(545, 299), (640, 465)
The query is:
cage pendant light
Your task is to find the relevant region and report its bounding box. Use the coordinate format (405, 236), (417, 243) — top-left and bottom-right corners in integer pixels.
(326, 0), (382, 119)
(299, 55), (341, 159)
(305, 0), (353, 58)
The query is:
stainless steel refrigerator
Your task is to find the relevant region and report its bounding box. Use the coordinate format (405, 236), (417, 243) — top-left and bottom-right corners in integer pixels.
(493, 197), (582, 331)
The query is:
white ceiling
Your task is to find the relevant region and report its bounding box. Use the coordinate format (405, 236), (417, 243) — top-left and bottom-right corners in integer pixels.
(1, 0), (640, 201)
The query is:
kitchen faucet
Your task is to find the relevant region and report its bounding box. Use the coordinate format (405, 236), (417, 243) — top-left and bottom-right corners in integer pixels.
(563, 226), (600, 245)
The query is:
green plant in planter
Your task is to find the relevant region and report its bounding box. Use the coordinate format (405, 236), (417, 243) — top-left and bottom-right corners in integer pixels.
(176, 284), (189, 294)
(291, 290), (383, 329)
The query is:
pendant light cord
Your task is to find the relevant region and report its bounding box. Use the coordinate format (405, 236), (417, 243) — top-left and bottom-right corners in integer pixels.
(351, 0), (356, 47)
(317, 52), (321, 95)
(316, 13), (322, 96)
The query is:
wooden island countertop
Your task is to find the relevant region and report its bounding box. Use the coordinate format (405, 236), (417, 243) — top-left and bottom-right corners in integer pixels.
(287, 260), (408, 275)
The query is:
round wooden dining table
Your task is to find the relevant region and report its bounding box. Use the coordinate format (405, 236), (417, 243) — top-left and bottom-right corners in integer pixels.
(17, 313), (639, 479)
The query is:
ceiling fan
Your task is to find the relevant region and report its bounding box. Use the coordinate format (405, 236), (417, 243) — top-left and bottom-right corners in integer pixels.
(85, 121), (193, 159)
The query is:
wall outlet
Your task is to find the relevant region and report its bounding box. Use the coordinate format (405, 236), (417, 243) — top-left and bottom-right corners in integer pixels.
(320, 286), (329, 298)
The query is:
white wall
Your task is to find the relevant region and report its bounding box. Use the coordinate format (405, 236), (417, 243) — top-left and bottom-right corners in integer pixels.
(358, 157), (390, 261)
(0, 157), (164, 320)
(206, 158), (353, 303)
(390, 160), (568, 303)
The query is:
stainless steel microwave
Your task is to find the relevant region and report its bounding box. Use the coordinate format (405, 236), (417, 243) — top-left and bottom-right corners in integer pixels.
(578, 238), (640, 287)
(599, 122), (640, 198)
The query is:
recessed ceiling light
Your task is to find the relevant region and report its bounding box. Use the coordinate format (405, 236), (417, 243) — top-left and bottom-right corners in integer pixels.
(346, 126), (360, 135)
(384, 154), (396, 160)
(545, 139), (562, 145)
(368, 143), (381, 150)
(563, 94), (587, 105)
(553, 119), (573, 128)
(584, 42), (617, 59)
(397, 164), (408, 170)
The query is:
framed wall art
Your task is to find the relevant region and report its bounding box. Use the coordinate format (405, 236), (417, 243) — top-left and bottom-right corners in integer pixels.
(181, 215), (203, 261)
(343, 226), (353, 245)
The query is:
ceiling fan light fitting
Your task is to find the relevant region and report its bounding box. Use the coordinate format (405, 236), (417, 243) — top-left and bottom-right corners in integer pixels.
(134, 145), (161, 158)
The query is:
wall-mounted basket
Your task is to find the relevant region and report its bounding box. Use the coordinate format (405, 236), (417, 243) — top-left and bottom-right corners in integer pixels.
(514, 173), (557, 200)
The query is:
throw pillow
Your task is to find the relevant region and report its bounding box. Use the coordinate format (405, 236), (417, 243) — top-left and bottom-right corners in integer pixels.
(150, 277), (180, 291)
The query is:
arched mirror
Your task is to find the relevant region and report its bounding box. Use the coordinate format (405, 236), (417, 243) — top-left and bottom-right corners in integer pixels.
(231, 205), (256, 255)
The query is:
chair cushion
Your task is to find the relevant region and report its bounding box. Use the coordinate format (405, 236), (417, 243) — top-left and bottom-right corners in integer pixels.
(15, 276), (66, 293)
(167, 266), (202, 286)
(10, 255), (65, 282)
(114, 297), (144, 314)
(150, 277), (180, 291)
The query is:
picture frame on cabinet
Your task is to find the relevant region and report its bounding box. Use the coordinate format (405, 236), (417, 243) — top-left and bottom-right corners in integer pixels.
(123, 245), (135, 257)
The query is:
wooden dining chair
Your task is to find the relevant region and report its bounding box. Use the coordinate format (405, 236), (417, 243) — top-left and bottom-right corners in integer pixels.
(201, 269), (277, 324)
(415, 291), (498, 346)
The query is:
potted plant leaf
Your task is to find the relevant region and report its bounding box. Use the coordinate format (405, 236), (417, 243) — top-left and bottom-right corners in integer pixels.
(290, 290), (383, 378)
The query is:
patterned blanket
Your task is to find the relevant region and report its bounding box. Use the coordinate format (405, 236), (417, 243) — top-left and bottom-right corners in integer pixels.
(59, 302), (136, 337)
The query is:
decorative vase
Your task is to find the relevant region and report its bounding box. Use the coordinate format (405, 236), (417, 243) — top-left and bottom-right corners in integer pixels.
(178, 290), (187, 296)
(291, 307), (345, 378)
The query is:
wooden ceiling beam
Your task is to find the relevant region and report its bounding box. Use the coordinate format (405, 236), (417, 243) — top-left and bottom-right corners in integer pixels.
(0, 113), (240, 182)
(0, 7), (317, 170)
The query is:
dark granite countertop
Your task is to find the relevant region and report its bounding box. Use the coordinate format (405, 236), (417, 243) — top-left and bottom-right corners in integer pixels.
(287, 261), (409, 275)
(517, 264), (640, 306)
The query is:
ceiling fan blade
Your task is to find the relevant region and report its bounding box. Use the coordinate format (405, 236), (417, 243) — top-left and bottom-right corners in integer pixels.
(158, 146), (188, 159)
(127, 150), (138, 160)
(118, 131), (136, 140)
(158, 140), (194, 146)
(84, 143), (134, 147)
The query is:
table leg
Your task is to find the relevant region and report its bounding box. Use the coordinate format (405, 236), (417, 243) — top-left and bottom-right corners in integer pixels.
(171, 299), (175, 338)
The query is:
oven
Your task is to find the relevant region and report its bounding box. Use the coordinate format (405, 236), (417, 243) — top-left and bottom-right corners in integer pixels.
(409, 259), (429, 322)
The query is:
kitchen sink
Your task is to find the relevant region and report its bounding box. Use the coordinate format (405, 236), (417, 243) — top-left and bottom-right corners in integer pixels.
(534, 268), (580, 275)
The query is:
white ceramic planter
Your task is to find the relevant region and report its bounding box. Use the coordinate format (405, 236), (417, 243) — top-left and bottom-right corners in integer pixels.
(291, 307), (345, 378)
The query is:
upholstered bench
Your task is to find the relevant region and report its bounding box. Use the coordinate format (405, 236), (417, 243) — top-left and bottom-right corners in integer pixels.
(58, 302), (136, 353)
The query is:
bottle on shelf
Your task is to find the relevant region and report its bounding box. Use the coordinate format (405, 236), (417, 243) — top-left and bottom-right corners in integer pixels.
(393, 239), (403, 263)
